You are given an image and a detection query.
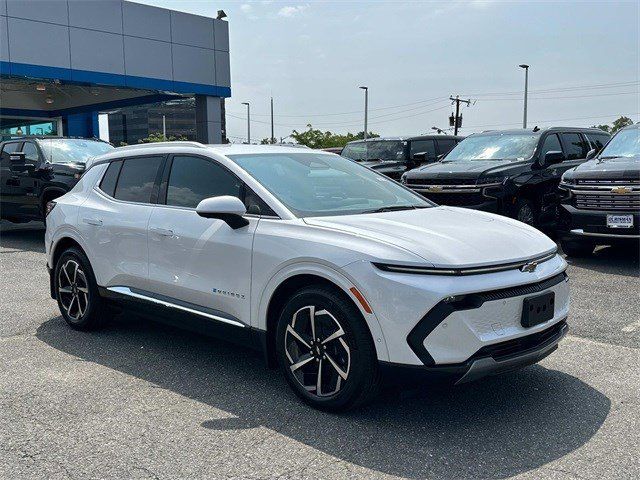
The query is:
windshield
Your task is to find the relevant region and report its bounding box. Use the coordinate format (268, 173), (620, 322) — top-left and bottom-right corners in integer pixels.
(599, 128), (639, 159)
(38, 139), (114, 164)
(444, 133), (539, 161)
(228, 152), (431, 217)
(341, 140), (406, 162)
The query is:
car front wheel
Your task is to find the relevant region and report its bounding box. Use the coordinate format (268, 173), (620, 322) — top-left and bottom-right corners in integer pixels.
(275, 285), (380, 411)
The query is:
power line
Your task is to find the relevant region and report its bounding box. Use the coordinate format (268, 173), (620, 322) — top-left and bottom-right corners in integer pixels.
(463, 112), (638, 130)
(476, 91), (638, 101)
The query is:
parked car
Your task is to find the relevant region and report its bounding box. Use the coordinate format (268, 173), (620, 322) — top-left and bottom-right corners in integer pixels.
(46, 142), (569, 411)
(558, 124), (639, 256)
(0, 136), (114, 223)
(341, 135), (463, 180)
(401, 127), (611, 228)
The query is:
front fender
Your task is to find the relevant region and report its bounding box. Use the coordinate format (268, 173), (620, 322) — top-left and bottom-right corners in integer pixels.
(255, 260), (390, 362)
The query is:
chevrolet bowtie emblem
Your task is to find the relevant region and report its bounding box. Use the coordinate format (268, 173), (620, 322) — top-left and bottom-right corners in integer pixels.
(428, 186), (443, 192)
(520, 261), (538, 273)
(611, 186), (631, 194)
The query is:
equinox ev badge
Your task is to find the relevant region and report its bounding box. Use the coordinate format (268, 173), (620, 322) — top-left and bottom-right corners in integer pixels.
(520, 261), (538, 273)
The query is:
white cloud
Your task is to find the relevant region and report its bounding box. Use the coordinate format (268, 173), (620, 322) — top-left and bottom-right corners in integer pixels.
(278, 5), (309, 18)
(240, 4), (253, 14)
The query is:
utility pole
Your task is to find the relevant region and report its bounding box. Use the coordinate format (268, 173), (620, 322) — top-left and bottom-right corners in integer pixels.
(449, 95), (471, 135)
(519, 64), (530, 129)
(270, 97), (275, 144)
(241, 102), (250, 144)
(162, 114), (166, 140)
(359, 86), (368, 140)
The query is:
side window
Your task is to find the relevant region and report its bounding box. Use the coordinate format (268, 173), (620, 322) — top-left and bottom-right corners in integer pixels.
(436, 139), (456, 155)
(21, 142), (39, 162)
(166, 155), (241, 208)
(586, 133), (610, 153)
(561, 133), (589, 160)
(539, 134), (563, 160)
(410, 140), (436, 158)
(114, 156), (163, 203)
(99, 160), (123, 197)
(244, 185), (276, 216)
(1, 142), (22, 166)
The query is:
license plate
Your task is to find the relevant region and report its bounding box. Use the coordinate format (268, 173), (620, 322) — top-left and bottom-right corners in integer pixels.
(607, 214), (633, 229)
(521, 291), (555, 328)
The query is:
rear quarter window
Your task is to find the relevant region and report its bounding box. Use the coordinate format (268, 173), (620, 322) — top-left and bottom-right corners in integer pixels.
(99, 160), (123, 197)
(113, 156), (164, 203)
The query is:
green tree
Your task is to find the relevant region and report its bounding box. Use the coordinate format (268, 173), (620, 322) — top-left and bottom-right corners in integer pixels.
(137, 132), (188, 143)
(289, 124), (379, 149)
(592, 116), (634, 134)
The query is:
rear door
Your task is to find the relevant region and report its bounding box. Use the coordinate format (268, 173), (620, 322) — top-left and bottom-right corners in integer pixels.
(435, 138), (457, 157)
(79, 155), (165, 291)
(147, 154), (258, 327)
(559, 132), (591, 174)
(16, 141), (43, 219)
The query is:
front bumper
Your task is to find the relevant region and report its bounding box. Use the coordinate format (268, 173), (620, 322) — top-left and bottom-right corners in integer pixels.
(380, 319), (568, 386)
(558, 203), (640, 242)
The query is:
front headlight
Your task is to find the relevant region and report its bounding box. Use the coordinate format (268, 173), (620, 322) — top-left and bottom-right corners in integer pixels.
(477, 176), (507, 186)
(560, 174), (575, 186)
(401, 173), (407, 184)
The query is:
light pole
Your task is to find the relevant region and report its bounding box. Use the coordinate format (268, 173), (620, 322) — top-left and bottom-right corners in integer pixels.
(359, 86), (368, 140)
(519, 64), (529, 129)
(241, 102), (250, 144)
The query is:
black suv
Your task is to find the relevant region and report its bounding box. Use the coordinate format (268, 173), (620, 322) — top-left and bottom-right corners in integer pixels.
(341, 135), (463, 180)
(401, 127), (610, 228)
(0, 137), (114, 223)
(558, 124), (639, 256)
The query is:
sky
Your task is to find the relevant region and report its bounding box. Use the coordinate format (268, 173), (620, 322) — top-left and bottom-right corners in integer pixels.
(134, 0), (639, 143)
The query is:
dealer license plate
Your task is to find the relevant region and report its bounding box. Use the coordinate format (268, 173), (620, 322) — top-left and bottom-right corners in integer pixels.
(607, 214), (633, 229)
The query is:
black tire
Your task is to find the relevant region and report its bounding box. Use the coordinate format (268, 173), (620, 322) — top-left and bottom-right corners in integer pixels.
(515, 198), (539, 226)
(275, 285), (380, 411)
(54, 247), (110, 330)
(561, 239), (594, 257)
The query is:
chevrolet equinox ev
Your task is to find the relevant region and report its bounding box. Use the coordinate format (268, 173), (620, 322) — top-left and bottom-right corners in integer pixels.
(45, 142), (570, 410)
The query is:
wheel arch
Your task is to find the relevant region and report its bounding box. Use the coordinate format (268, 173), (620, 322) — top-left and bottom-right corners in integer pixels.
(40, 187), (67, 215)
(258, 263), (390, 368)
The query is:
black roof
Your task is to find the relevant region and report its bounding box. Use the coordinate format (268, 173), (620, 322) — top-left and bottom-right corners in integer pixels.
(1, 136), (109, 144)
(477, 127), (610, 136)
(345, 134), (463, 145)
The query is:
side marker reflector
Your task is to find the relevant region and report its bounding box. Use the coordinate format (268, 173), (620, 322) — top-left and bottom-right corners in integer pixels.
(349, 287), (372, 314)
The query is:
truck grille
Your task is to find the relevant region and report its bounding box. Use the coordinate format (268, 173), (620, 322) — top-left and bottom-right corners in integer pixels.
(418, 192), (485, 206)
(570, 179), (640, 211)
(407, 178), (477, 186)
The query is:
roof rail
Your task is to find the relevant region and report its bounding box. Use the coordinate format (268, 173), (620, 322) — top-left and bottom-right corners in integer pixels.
(115, 141), (206, 151)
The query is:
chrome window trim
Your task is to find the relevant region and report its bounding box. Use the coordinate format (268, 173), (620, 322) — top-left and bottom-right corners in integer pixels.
(373, 251), (558, 276)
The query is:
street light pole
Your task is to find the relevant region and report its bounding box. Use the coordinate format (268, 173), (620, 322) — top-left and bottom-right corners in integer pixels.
(519, 64), (529, 129)
(270, 97), (275, 144)
(241, 102), (250, 144)
(359, 86), (368, 140)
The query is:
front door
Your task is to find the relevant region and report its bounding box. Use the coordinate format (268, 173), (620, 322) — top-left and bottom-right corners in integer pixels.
(147, 155), (257, 326)
(0, 141), (23, 218)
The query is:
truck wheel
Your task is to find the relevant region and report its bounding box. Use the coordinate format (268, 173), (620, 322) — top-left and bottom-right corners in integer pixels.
(515, 198), (539, 226)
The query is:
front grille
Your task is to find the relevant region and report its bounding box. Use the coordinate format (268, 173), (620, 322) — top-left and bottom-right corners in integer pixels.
(469, 320), (567, 362)
(419, 192), (485, 206)
(407, 178), (477, 186)
(576, 178), (640, 186)
(572, 191), (640, 211)
(476, 272), (567, 303)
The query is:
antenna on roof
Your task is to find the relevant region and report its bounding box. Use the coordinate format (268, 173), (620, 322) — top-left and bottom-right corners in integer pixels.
(532, 126), (540, 132)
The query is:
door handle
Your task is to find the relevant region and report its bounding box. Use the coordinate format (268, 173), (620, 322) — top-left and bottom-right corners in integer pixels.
(83, 218), (103, 226)
(150, 227), (174, 237)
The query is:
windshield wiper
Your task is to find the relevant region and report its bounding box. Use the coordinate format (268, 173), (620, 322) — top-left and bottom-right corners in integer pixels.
(362, 205), (427, 214)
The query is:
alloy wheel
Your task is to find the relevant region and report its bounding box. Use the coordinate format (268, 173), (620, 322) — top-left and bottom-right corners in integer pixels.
(284, 305), (351, 397)
(58, 259), (89, 322)
(517, 204), (535, 225)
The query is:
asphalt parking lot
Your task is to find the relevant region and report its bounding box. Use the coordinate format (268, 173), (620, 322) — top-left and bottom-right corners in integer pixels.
(1, 221), (638, 480)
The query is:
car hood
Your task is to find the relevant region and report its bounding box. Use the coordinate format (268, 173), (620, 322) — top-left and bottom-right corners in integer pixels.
(406, 159), (522, 179)
(568, 156), (640, 179)
(303, 206), (556, 268)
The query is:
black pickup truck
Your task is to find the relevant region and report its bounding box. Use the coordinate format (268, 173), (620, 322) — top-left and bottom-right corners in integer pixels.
(0, 136), (114, 223)
(401, 127), (610, 229)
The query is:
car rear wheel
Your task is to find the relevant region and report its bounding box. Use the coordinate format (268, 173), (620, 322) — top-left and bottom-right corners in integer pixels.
(275, 285), (380, 411)
(55, 247), (110, 330)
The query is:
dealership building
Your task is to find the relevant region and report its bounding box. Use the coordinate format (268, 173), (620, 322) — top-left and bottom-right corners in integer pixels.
(0, 0), (230, 142)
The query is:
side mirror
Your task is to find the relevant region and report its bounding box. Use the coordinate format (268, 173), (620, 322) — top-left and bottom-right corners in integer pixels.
(196, 195), (249, 229)
(585, 148), (597, 161)
(411, 151), (429, 166)
(544, 150), (565, 165)
(9, 152), (36, 172)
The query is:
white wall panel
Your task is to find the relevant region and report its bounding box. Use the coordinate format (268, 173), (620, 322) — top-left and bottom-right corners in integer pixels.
(0, 15), (8, 62)
(170, 10), (213, 49)
(124, 36), (172, 79)
(213, 19), (229, 52)
(122, 1), (169, 42)
(6, 0), (68, 25)
(7, 18), (70, 69)
(70, 28), (125, 74)
(172, 43), (215, 85)
(214, 50), (230, 87)
(68, 0), (123, 34)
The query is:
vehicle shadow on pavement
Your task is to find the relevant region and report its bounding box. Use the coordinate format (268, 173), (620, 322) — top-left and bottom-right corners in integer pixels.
(0, 222), (45, 254)
(36, 314), (610, 480)
(563, 243), (640, 277)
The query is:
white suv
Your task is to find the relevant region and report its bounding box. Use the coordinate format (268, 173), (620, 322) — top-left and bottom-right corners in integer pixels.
(45, 142), (569, 410)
